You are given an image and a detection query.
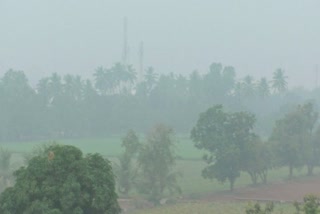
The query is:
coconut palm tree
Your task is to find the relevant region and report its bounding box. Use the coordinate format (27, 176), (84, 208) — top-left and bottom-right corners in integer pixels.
(272, 68), (288, 94)
(257, 77), (270, 98)
(93, 66), (109, 95)
(144, 67), (158, 87)
(242, 75), (255, 98)
(110, 63), (137, 94)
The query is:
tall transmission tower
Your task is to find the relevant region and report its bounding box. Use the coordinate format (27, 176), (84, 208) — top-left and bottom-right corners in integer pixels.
(139, 41), (144, 82)
(122, 17), (128, 66)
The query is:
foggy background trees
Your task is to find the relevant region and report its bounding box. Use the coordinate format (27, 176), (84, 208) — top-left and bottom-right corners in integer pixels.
(0, 63), (313, 142)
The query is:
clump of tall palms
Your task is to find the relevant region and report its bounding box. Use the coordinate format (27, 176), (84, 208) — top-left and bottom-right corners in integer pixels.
(93, 63), (136, 95)
(257, 77), (270, 98)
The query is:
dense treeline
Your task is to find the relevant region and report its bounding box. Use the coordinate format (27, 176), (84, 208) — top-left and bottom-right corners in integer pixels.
(0, 62), (317, 141)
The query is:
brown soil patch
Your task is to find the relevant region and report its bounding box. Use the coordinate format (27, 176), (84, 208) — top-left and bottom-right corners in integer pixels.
(119, 175), (320, 212)
(202, 176), (320, 203)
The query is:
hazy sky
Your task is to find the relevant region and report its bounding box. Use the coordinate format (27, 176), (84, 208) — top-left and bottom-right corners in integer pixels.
(1, 0), (320, 88)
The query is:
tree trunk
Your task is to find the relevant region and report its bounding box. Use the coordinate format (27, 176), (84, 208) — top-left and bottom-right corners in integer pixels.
(289, 164), (293, 179)
(229, 177), (235, 191)
(248, 172), (257, 185)
(259, 170), (268, 184)
(307, 164), (314, 176)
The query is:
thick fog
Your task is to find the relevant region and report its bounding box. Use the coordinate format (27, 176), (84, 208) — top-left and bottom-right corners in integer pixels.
(1, 0), (320, 88)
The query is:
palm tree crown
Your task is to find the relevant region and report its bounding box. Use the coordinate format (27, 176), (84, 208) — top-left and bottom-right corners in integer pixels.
(272, 68), (288, 94)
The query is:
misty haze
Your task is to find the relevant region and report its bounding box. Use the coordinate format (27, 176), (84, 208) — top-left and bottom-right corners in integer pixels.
(1, 1), (320, 214)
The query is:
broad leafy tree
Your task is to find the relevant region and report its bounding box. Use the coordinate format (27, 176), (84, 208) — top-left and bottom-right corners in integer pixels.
(0, 144), (121, 214)
(191, 105), (256, 191)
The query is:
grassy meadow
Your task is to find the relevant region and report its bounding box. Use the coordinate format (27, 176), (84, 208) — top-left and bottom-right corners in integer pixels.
(1, 135), (202, 159)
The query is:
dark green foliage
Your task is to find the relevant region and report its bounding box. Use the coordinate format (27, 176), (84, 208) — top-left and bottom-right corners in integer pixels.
(246, 202), (275, 214)
(303, 195), (320, 214)
(0, 145), (120, 214)
(191, 105), (257, 190)
(294, 195), (320, 214)
(137, 124), (181, 204)
(272, 68), (288, 94)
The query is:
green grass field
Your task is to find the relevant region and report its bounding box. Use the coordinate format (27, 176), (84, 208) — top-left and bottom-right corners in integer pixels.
(0, 135), (203, 159)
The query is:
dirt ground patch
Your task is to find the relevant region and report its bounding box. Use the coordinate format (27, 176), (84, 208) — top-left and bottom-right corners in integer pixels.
(201, 176), (320, 203)
(119, 175), (320, 212)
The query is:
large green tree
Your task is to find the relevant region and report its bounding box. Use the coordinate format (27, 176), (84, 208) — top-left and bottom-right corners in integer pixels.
(191, 105), (256, 191)
(0, 145), (120, 214)
(257, 77), (270, 98)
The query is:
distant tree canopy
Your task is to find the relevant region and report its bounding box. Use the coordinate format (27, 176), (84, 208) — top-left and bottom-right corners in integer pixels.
(0, 62), (315, 142)
(0, 144), (120, 214)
